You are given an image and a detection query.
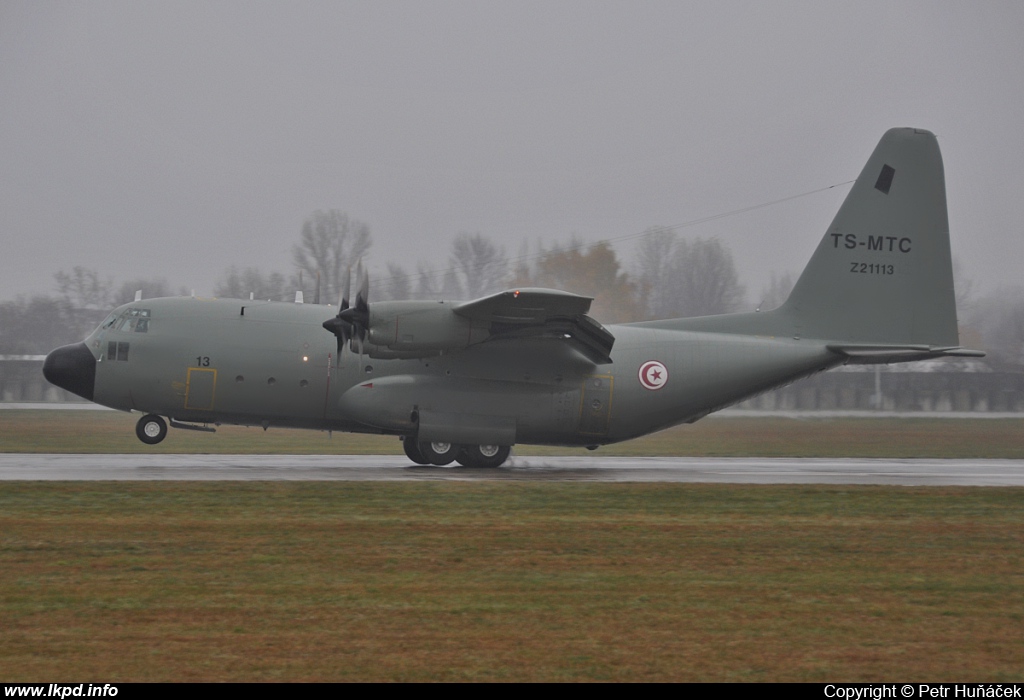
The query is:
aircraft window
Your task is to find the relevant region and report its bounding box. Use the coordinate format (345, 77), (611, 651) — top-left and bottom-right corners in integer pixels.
(235, 375), (244, 382)
(135, 318), (149, 333)
(101, 312), (119, 329)
(267, 377), (276, 385)
(364, 365), (373, 373)
(299, 379), (309, 388)
(108, 341), (130, 361)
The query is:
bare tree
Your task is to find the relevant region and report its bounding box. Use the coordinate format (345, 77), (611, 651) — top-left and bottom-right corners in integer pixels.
(634, 234), (745, 319)
(966, 287), (1024, 368)
(414, 262), (440, 299)
(440, 269), (463, 300)
(214, 267), (290, 301)
(292, 210), (372, 303)
(375, 263), (413, 301)
(670, 237), (746, 316)
(953, 258), (975, 317)
(757, 271), (795, 312)
(0, 295), (78, 354)
(52, 267), (116, 337)
(410, 264), (463, 299)
(633, 227), (677, 319)
(449, 232), (507, 299)
(114, 278), (187, 305)
(54, 267), (113, 311)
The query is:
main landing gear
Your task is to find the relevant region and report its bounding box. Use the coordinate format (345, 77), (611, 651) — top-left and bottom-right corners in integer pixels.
(402, 438), (511, 468)
(135, 414), (168, 445)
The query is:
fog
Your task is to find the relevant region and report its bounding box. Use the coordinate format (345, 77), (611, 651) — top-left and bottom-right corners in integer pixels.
(2, 1), (1023, 304)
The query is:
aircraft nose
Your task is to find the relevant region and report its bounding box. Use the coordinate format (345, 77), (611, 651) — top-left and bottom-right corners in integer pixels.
(42, 342), (96, 401)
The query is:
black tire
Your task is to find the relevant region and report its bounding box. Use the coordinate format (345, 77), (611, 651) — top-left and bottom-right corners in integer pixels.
(136, 414), (167, 445)
(419, 441), (457, 466)
(456, 444), (511, 468)
(402, 437), (430, 465)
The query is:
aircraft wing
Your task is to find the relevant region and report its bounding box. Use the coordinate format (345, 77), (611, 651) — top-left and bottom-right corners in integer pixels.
(454, 288), (615, 364)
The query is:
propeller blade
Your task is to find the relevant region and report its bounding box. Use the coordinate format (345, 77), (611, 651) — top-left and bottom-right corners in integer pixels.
(355, 261), (369, 314)
(340, 266), (351, 312)
(314, 270), (321, 306)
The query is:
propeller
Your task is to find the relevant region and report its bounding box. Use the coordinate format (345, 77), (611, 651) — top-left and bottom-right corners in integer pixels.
(322, 266), (353, 357)
(340, 262), (370, 356)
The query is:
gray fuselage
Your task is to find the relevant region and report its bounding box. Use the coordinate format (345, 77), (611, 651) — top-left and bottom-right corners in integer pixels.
(80, 296), (838, 446)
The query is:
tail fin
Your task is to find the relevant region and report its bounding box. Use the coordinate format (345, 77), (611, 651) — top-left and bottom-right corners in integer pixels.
(781, 127), (959, 347)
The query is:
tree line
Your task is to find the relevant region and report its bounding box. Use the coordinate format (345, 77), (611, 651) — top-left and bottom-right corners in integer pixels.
(4, 208), (1019, 369)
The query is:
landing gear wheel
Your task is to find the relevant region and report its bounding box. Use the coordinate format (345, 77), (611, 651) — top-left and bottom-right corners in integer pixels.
(135, 414), (167, 445)
(419, 441), (457, 466)
(402, 437), (430, 465)
(456, 444), (511, 468)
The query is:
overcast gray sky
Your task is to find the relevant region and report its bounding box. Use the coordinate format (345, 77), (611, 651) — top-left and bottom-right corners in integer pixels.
(2, 1), (1022, 304)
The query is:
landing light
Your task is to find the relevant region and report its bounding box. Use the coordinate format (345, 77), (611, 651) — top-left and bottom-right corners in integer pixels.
(302, 356), (308, 362)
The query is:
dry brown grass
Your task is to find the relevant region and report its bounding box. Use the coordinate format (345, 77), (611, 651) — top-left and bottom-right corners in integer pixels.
(1, 482), (1022, 681)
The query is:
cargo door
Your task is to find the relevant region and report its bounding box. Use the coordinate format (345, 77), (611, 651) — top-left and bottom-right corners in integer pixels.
(185, 368), (217, 410)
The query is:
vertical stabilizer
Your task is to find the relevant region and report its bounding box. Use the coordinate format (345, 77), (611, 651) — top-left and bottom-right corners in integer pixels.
(781, 128), (958, 346)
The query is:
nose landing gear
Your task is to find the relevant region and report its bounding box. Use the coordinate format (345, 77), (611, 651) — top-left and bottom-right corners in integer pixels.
(135, 414), (168, 445)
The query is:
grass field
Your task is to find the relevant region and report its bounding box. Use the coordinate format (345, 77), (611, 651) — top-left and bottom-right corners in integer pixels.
(3, 409), (1024, 458)
(2, 411), (1022, 681)
(1, 482), (1022, 682)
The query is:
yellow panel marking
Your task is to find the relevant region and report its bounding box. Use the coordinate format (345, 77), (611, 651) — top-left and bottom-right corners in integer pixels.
(184, 367), (217, 410)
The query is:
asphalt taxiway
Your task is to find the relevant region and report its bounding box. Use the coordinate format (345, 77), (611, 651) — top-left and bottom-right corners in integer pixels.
(1, 454), (1023, 485)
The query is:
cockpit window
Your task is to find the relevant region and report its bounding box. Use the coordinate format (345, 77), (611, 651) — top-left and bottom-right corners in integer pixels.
(109, 309), (151, 333)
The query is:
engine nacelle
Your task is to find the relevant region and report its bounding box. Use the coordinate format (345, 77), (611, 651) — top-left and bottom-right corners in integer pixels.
(364, 300), (490, 355)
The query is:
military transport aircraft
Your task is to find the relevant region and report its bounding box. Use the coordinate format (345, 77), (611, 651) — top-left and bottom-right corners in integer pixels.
(43, 128), (982, 468)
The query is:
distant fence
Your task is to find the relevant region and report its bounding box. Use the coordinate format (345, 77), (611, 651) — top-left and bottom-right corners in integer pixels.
(0, 356), (79, 402)
(4, 356), (1023, 412)
(733, 360), (1024, 412)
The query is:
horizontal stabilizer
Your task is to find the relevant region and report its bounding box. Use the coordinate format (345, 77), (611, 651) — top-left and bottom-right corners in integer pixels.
(827, 343), (985, 364)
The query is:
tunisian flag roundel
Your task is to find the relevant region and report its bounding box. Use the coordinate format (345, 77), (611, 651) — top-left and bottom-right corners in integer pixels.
(638, 360), (668, 390)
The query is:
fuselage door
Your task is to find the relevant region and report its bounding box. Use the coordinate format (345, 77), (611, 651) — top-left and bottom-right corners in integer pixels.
(184, 367), (217, 410)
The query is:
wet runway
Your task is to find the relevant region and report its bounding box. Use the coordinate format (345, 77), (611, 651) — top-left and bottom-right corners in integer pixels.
(1, 454), (1023, 485)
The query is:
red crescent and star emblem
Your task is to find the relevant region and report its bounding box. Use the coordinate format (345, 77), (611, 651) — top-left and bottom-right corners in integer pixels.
(638, 360), (668, 390)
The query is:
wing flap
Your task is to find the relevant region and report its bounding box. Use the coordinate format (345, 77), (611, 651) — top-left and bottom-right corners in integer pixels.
(455, 288), (615, 364)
